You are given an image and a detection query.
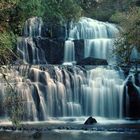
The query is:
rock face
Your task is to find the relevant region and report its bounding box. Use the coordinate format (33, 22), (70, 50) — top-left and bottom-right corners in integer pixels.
(124, 74), (140, 119)
(84, 117), (97, 125)
(77, 57), (108, 65)
(34, 38), (65, 64)
(33, 38), (85, 64)
(135, 0), (140, 6)
(41, 23), (67, 40)
(74, 39), (84, 62)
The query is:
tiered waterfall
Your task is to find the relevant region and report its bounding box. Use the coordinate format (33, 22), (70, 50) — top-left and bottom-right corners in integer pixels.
(0, 17), (128, 122)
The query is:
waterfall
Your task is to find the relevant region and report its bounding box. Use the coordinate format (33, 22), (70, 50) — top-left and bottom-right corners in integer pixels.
(17, 17), (47, 64)
(17, 17), (119, 64)
(68, 17), (119, 64)
(82, 67), (124, 118)
(0, 65), (125, 120)
(24, 17), (43, 37)
(1, 17), (134, 122)
(63, 40), (76, 65)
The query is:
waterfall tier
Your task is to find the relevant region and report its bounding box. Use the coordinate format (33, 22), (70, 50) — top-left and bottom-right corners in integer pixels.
(66, 17), (120, 64)
(69, 17), (119, 40)
(17, 17), (119, 65)
(0, 66), (125, 121)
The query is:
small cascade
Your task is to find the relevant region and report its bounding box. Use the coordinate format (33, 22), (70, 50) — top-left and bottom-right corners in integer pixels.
(69, 17), (119, 63)
(69, 17), (119, 39)
(63, 40), (75, 65)
(17, 37), (46, 64)
(81, 67), (124, 118)
(0, 66), (38, 121)
(24, 17), (43, 37)
(130, 47), (140, 60)
(17, 17), (47, 64)
(84, 39), (114, 59)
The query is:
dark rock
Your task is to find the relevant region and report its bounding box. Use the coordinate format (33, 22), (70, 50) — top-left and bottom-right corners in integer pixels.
(32, 131), (42, 139)
(49, 39), (64, 64)
(41, 23), (67, 39)
(74, 39), (84, 62)
(84, 116), (97, 125)
(124, 76), (140, 118)
(34, 38), (65, 64)
(135, 0), (140, 6)
(135, 72), (140, 86)
(77, 57), (108, 65)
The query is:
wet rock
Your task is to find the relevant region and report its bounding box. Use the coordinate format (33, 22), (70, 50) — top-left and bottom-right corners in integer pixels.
(32, 131), (42, 139)
(124, 76), (140, 118)
(84, 116), (97, 125)
(34, 38), (65, 64)
(74, 39), (84, 62)
(77, 57), (108, 65)
(135, 0), (140, 6)
(41, 23), (67, 39)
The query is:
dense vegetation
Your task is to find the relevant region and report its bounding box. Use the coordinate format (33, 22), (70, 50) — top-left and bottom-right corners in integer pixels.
(114, 7), (140, 64)
(0, 0), (140, 64)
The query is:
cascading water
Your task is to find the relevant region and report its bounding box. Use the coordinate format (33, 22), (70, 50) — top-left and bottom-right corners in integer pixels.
(17, 17), (47, 64)
(63, 40), (75, 65)
(68, 17), (119, 64)
(82, 67), (124, 118)
(24, 17), (43, 37)
(0, 65), (125, 120)
(0, 17), (132, 122)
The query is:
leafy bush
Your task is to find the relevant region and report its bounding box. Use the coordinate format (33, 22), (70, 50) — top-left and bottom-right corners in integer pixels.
(110, 11), (126, 23)
(114, 7), (140, 64)
(0, 31), (16, 64)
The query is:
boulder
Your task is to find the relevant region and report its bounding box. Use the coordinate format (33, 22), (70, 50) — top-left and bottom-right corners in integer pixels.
(32, 131), (42, 139)
(84, 117), (97, 125)
(124, 76), (140, 118)
(77, 57), (108, 65)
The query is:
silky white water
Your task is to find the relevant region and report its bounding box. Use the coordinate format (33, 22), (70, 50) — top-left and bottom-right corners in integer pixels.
(67, 17), (119, 63)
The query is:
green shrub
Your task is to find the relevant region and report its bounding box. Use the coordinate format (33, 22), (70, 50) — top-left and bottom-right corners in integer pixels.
(0, 31), (16, 64)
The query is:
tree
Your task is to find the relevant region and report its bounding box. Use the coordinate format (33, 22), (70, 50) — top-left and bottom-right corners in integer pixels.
(43, 0), (82, 24)
(114, 7), (140, 64)
(0, 31), (16, 65)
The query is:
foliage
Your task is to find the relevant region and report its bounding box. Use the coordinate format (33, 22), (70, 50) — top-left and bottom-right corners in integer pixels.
(43, 0), (83, 24)
(0, 66), (24, 126)
(114, 7), (140, 64)
(5, 85), (23, 126)
(110, 11), (126, 23)
(14, 0), (45, 34)
(0, 31), (16, 64)
(0, 0), (83, 33)
(77, 0), (135, 21)
(76, 0), (100, 16)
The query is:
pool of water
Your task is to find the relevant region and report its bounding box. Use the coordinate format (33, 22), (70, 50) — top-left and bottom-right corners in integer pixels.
(0, 130), (140, 140)
(0, 117), (140, 140)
